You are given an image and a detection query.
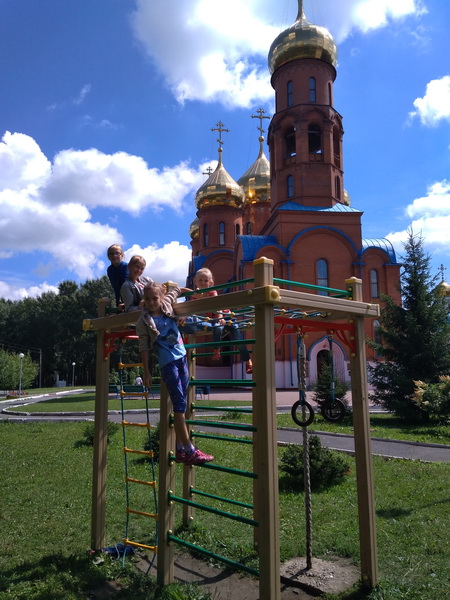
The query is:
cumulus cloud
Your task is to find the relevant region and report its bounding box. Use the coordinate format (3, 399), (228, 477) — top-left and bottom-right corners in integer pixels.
(124, 241), (192, 287)
(129, 0), (425, 108)
(0, 131), (204, 289)
(408, 76), (450, 126)
(387, 180), (450, 257)
(0, 281), (59, 302)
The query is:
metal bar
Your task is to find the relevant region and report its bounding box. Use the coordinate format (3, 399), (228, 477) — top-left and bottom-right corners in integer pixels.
(169, 493), (258, 526)
(190, 487), (253, 510)
(167, 534), (259, 577)
(189, 379), (256, 387)
(192, 432), (253, 445)
(200, 462), (257, 479)
(192, 405), (253, 413)
(185, 419), (256, 431)
(185, 339), (256, 349)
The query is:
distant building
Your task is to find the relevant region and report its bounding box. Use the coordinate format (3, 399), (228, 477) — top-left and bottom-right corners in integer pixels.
(187, 1), (401, 388)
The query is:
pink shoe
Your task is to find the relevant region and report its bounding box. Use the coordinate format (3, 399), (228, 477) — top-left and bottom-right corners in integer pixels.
(175, 449), (186, 463)
(182, 449), (214, 465)
(212, 349), (221, 361)
(245, 360), (253, 374)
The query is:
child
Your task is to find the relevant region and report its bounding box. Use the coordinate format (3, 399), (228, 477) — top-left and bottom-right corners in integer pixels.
(191, 268), (253, 374)
(120, 255), (153, 312)
(106, 244), (128, 309)
(136, 282), (214, 465)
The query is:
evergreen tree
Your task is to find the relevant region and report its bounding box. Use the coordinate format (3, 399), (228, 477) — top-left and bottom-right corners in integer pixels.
(369, 231), (450, 421)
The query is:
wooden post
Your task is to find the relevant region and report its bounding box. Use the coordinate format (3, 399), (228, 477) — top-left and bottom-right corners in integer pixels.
(182, 335), (196, 525)
(91, 298), (111, 550)
(345, 277), (379, 588)
(253, 258), (281, 600)
(157, 382), (176, 585)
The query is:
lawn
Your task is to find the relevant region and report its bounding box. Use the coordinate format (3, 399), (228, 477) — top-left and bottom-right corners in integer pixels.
(1, 420), (449, 600)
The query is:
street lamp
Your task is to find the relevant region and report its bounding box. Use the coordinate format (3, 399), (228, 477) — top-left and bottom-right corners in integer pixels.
(72, 362), (76, 387)
(19, 353), (25, 396)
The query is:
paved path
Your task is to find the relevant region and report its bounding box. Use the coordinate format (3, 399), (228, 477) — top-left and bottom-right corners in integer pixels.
(2, 389), (449, 462)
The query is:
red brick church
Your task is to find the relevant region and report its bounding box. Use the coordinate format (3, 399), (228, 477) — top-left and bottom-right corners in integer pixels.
(187, 1), (400, 388)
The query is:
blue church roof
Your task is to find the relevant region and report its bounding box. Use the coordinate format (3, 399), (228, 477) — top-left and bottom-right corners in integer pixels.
(239, 235), (279, 261)
(278, 201), (361, 213)
(361, 238), (398, 264)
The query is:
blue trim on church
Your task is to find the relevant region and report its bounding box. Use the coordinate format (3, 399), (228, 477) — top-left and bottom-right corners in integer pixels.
(360, 238), (397, 264)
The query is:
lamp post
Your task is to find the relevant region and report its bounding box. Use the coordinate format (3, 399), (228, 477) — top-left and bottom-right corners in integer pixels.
(72, 362), (76, 387)
(19, 353), (25, 396)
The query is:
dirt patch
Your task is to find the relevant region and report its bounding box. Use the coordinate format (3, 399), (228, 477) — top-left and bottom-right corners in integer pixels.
(137, 552), (359, 599)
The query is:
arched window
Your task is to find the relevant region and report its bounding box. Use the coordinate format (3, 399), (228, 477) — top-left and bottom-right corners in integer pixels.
(246, 221), (252, 234)
(370, 269), (379, 298)
(285, 127), (296, 157)
(335, 175), (341, 200)
(333, 128), (340, 167)
(308, 124), (322, 154)
(203, 223), (209, 247)
(317, 259), (328, 295)
(287, 174), (294, 198)
(287, 80), (294, 107)
(235, 223), (240, 238)
(219, 222), (225, 246)
(309, 77), (316, 102)
(373, 320), (381, 345)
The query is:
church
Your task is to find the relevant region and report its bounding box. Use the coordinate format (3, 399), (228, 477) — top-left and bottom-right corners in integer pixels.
(187, 1), (401, 388)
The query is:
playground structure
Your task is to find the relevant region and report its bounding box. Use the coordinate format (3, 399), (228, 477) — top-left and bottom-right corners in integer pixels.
(83, 257), (380, 600)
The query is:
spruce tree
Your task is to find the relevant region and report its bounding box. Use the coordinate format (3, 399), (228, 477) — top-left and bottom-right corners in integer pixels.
(369, 230), (450, 421)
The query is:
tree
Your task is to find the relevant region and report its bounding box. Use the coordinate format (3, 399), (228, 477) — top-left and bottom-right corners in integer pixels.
(0, 349), (38, 391)
(369, 231), (450, 421)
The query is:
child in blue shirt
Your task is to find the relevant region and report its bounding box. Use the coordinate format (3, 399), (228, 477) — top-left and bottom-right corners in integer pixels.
(106, 244), (128, 310)
(136, 282), (214, 466)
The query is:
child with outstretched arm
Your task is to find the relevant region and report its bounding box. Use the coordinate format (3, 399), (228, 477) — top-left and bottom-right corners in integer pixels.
(136, 281), (214, 465)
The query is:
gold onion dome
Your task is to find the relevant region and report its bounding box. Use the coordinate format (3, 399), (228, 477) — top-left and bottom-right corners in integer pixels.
(268, 0), (337, 75)
(195, 148), (245, 210)
(343, 189), (351, 206)
(189, 217), (199, 239)
(237, 137), (270, 204)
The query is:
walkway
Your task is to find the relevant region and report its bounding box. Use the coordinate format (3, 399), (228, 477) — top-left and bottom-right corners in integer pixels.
(1, 389), (449, 462)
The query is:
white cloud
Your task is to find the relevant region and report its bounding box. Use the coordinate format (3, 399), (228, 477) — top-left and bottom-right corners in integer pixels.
(0, 281), (59, 302)
(387, 180), (450, 256)
(73, 84), (91, 106)
(408, 76), (450, 126)
(44, 148), (203, 215)
(124, 241), (192, 287)
(129, 0), (425, 107)
(0, 131), (204, 287)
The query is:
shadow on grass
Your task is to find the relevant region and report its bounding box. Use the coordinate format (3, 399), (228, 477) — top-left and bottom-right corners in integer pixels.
(0, 552), (207, 600)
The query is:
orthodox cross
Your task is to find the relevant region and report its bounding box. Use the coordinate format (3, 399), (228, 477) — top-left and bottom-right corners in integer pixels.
(439, 263), (447, 283)
(202, 166), (213, 177)
(211, 121), (229, 150)
(251, 107), (270, 137)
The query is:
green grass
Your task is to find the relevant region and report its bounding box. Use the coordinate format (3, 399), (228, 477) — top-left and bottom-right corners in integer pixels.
(9, 393), (246, 413)
(276, 413), (450, 446)
(1, 420), (449, 599)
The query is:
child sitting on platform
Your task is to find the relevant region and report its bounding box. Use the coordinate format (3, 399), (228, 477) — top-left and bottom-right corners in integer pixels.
(136, 281), (214, 466)
(106, 244), (128, 311)
(120, 255), (154, 312)
(190, 268), (252, 374)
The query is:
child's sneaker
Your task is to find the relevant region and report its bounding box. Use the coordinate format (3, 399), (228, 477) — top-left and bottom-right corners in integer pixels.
(212, 349), (221, 361)
(245, 360), (253, 374)
(183, 448), (214, 465)
(175, 449), (186, 462)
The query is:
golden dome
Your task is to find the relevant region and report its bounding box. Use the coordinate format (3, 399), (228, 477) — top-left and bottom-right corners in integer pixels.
(237, 137), (270, 204)
(189, 218), (199, 239)
(343, 189), (351, 206)
(268, 1), (337, 75)
(195, 149), (245, 210)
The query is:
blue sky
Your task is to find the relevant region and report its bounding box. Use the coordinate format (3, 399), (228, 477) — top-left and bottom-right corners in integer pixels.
(1, 0), (449, 300)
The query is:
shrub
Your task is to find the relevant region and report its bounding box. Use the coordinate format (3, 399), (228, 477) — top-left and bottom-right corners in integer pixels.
(314, 361), (350, 407)
(279, 435), (350, 491)
(82, 421), (120, 446)
(412, 377), (450, 422)
(143, 421), (160, 463)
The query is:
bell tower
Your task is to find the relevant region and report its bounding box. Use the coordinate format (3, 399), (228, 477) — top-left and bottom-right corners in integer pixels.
(266, 0), (345, 213)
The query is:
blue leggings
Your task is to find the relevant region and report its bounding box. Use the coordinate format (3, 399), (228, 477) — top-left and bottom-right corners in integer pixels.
(160, 356), (189, 413)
